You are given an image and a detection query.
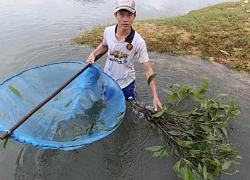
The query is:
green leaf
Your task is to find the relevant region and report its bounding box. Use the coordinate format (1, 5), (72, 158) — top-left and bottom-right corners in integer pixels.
(169, 110), (178, 115)
(215, 165), (222, 176)
(221, 127), (228, 137)
(148, 73), (156, 85)
(217, 121), (228, 128)
(162, 88), (173, 95)
(177, 140), (194, 147)
(236, 155), (242, 159)
(65, 99), (72, 107)
(173, 83), (180, 88)
(199, 78), (208, 94)
(222, 160), (232, 170)
(198, 163), (203, 174)
(216, 93), (228, 98)
(152, 107), (166, 117)
(151, 148), (169, 158)
(173, 160), (181, 173)
(198, 89), (206, 95)
(168, 92), (178, 103)
(114, 111), (124, 119)
(183, 159), (194, 168)
(146, 145), (164, 152)
(115, 116), (123, 126)
(3, 135), (10, 149)
(86, 123), (94, 135)
(203, 165), (208, 180)
(200, 124), (212, 132)
(168, 131), (183, 136)
(160, 148), (169, 157)
(152, 151), (163, 158)
(193, 92), (203, 100)
(213, 158), (222, 175)
(184, 167), (194, 180)
(8, 86), (21, 98)
(58, 129), (63, 139)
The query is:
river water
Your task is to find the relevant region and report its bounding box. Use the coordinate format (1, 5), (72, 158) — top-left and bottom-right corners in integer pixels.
(0, 0), (249, 180)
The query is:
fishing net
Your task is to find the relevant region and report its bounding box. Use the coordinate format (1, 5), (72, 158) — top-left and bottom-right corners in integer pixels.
(0, 61), (126, 151)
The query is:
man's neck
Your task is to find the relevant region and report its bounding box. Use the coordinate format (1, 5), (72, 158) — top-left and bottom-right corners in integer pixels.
(115, 25), (131, 41)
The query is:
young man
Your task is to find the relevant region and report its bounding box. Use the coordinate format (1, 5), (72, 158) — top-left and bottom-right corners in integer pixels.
(86, 0), (162, 111)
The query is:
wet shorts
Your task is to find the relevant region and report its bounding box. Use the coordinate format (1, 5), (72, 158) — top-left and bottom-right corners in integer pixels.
(122, 81), (136, 101)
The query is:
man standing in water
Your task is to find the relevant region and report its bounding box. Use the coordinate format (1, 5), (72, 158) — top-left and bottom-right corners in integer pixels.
(86, 0), (162, 111)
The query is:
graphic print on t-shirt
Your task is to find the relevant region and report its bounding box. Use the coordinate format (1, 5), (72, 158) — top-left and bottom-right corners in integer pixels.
(110, 51), (128, 59)
(109, 50), (129, 64)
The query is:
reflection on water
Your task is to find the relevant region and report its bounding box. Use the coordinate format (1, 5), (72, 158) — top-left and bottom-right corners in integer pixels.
(0, 0), (249, 179)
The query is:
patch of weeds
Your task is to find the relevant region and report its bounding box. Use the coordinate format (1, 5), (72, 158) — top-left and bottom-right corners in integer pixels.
(230, 61), (250, 72)
(231, 51), (247, 58)
(136, 79), (241, 180)
(171, 49), (187, 56)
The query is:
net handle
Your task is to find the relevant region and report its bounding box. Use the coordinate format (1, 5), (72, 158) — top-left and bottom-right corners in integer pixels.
(0, 53), (106, 140)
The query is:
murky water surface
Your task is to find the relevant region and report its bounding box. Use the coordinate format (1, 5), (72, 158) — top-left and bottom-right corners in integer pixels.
(0, 0), (249, 180)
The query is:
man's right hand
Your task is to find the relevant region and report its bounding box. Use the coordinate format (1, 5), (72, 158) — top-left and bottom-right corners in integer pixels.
(86, 52), (96, 64)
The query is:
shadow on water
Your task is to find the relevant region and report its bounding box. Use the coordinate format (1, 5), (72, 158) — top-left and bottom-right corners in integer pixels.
(14, 54), (250, 180)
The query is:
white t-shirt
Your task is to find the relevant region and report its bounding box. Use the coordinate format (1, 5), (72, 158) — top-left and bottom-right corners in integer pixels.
(103, 25), (149, 89)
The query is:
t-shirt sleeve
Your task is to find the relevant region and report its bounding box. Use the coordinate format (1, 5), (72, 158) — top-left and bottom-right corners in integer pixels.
(136, 39), (149, 63)
(102, 27), (108, 46)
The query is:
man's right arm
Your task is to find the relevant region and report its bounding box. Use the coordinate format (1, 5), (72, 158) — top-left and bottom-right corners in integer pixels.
(86, 43), (108, 64)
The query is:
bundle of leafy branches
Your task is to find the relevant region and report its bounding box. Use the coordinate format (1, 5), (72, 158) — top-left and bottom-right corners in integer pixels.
(134, 78), (241, 180)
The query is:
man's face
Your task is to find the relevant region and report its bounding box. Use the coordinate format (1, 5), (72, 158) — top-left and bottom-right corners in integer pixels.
(115, 10), (136, 30)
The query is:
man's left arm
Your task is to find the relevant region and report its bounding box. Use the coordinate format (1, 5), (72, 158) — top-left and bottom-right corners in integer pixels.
(143, 61), (163, 111)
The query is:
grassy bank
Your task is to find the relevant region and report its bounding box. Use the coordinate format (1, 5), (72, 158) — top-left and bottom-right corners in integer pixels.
(74, 0), (250, 75)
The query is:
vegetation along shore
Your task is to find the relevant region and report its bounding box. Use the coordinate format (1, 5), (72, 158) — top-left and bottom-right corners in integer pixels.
(74, 0), (250, 75)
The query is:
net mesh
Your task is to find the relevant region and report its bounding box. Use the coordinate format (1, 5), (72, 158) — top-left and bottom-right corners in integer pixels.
(0, 61), (126, 151)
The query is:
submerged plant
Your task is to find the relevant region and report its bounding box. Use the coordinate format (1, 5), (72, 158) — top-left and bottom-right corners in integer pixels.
(136, 78), (241, 180)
